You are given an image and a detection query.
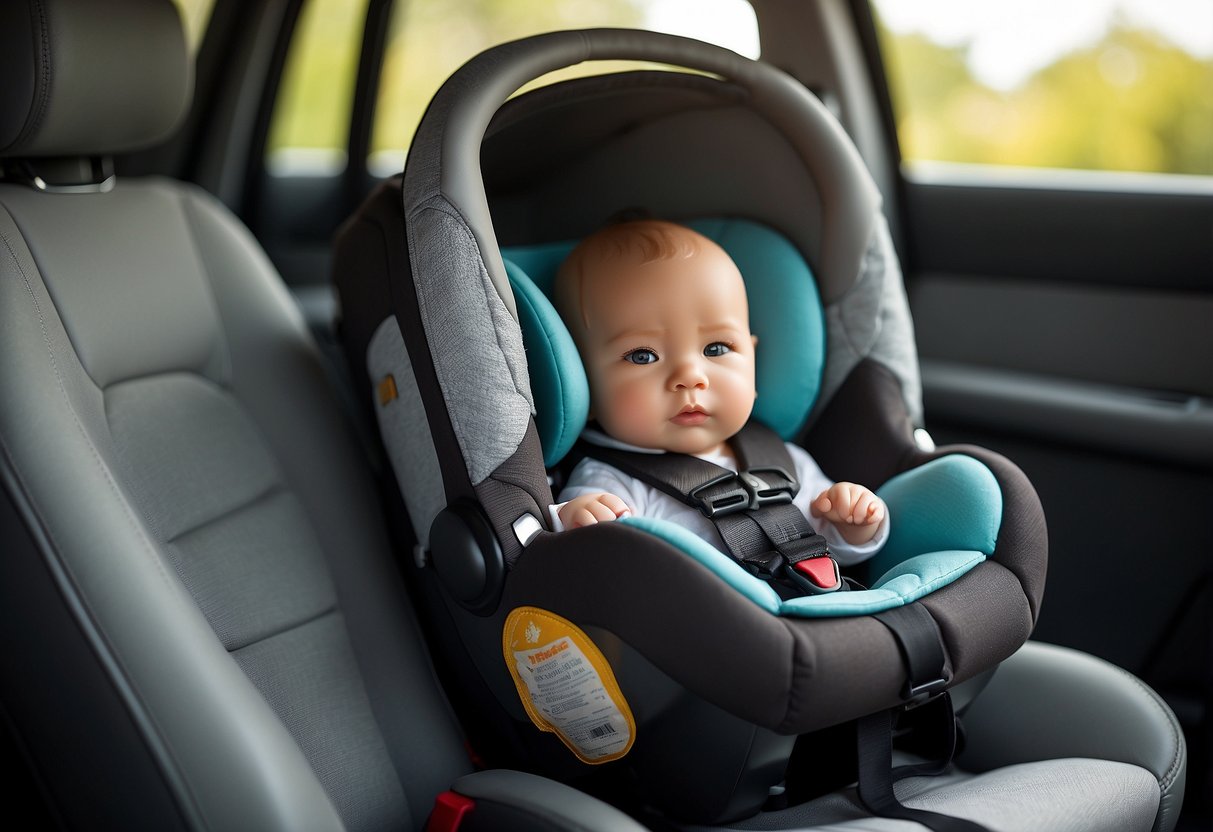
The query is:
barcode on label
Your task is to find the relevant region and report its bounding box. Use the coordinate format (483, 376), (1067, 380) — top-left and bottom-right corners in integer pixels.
(588, 723), (616, 739)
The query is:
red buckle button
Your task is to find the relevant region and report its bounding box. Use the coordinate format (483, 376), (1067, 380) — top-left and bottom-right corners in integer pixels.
(793, 556), (840, 590)
(426, 791), (475, 832)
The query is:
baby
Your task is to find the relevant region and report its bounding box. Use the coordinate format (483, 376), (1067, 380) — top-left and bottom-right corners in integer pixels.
(549, 219), (887, 566)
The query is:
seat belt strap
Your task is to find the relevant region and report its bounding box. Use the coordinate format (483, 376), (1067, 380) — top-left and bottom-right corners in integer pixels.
(714, 505), (838, 592)
(874, 604), (948, 703)
(856, 702), (988, 832)
(575, 422), (840, 591)
(573, 422), (794, 505)
(854, 603), (988, 831)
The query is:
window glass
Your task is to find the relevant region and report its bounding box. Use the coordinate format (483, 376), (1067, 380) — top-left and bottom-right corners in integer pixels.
(171, 0), (215, 53)
(265, 0), (370, 176)
(871, 0), (1213, 176)
(370, 0), (760, 176)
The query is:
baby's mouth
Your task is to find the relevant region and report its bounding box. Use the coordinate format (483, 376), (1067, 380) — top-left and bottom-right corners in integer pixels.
(670, 404), (709, 426)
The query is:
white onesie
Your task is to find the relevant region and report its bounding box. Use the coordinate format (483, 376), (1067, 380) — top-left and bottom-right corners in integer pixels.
(550, 429), (888, 567)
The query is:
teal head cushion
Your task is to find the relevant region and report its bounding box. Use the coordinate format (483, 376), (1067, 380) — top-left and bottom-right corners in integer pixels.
(503, 218), (826, 466)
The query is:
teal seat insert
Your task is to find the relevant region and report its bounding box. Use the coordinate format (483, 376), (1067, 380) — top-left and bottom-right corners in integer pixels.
(618, 454), (1002, 619)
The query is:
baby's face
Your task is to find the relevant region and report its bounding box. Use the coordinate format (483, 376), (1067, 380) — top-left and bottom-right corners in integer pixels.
(575, 237), (756, 457)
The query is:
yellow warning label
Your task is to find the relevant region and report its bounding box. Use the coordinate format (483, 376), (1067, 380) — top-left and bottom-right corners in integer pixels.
(503, 607), (635, 765)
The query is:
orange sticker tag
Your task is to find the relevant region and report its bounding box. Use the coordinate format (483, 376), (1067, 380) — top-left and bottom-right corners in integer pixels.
(376, 374), (398, 406)
(503, 606), (635, 764)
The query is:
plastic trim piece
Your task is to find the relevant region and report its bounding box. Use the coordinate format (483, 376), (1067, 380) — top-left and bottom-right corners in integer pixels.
(922, 360), (1213, 469)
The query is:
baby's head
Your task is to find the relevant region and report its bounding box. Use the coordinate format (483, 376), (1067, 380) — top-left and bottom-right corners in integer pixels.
(555, 220), (757, 457)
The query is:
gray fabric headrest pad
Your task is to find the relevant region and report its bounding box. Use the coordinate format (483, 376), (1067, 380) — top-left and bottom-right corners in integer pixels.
(0, 0), (192, 158)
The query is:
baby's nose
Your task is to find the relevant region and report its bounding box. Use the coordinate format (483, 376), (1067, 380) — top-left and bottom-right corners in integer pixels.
(669, 359), (708, 391)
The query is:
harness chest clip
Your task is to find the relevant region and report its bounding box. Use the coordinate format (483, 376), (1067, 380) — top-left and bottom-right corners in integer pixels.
(690, 472), (753, 518)
(740, 468), (797, 509)
(690, 467), (798, 519)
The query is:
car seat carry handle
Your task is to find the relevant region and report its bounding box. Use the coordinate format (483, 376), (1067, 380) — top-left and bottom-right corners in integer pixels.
(405, 28), (881, 324)
(576, 421), (842, 593)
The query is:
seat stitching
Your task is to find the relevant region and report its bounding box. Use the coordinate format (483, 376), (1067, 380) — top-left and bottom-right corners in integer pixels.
(8, 0), (52, 152)
(1104, 660), (1185, 792)
(165, 482), (285, 546)
(176, 189), (235, 387)
(1, 228), (177, 593)
(227, 605), (340, 655)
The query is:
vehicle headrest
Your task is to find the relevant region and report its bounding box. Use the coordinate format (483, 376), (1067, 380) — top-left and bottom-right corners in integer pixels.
(0, 0), (192, 158)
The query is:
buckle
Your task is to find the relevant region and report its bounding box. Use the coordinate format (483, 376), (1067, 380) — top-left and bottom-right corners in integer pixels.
(740, 467), (796, 509)
(691, 468), (797, 519)
(690, 473), (752, 518)
(741, 551), (784, 578)
(902, 676), (947, 708)
(790, 556), (841, 593)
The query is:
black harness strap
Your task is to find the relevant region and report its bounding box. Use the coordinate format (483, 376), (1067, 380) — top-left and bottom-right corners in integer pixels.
(856, 700), (988, 832)
(874, 605), (949, 703)
(855, 604), (989, 832)
(576, 422), (837, 591)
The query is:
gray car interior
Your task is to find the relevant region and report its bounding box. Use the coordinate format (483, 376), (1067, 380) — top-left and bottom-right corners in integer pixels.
(0, 1), (1188, 830)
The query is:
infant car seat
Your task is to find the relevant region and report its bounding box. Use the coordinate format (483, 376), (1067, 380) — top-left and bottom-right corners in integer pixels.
(333, 29), (1183, 829)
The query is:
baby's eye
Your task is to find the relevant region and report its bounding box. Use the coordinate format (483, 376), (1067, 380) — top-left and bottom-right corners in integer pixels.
(624, 348), (659, 365)
(704, 342), (732, 357)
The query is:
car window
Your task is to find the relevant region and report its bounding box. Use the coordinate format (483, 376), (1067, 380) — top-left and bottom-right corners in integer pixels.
(265, 0), (371, 177)
(171, 0), (216, 52)
(369, 0), (761, 176)
(870, 0), (1213, 177)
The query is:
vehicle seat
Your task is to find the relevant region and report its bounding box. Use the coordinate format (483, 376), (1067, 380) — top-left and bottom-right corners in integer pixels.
(0, 2), (647, 830)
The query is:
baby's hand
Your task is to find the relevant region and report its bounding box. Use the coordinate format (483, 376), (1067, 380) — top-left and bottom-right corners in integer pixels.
(558, 492), (632, 529)
(810, 482), (886, 546)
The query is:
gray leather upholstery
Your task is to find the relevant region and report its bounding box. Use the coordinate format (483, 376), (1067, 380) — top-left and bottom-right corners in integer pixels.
(960, 641), (1186, 832)
(0, 0), (191, 156)
(0, 179), (470, 829)
(701, 758), (1159, 831)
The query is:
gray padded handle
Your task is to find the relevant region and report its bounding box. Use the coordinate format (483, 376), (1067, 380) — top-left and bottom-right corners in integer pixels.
(402, 28), (881, 318)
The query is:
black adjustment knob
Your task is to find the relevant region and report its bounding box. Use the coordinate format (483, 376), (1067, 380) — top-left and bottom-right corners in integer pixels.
(428, 501), (504, 615)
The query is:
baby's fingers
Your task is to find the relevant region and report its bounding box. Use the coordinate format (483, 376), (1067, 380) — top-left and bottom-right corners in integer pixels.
(568, 508), (601, 528)
(868, 500), (886, 526)
(598, 493), (633, 519)
(851, 492), (882, 526)
(809, 490), (832, 518)
(561, 492), (632, 529)
(569, 502), (616, 527)
(827, 482), (858, 522)
(584, 499), (621, 524)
